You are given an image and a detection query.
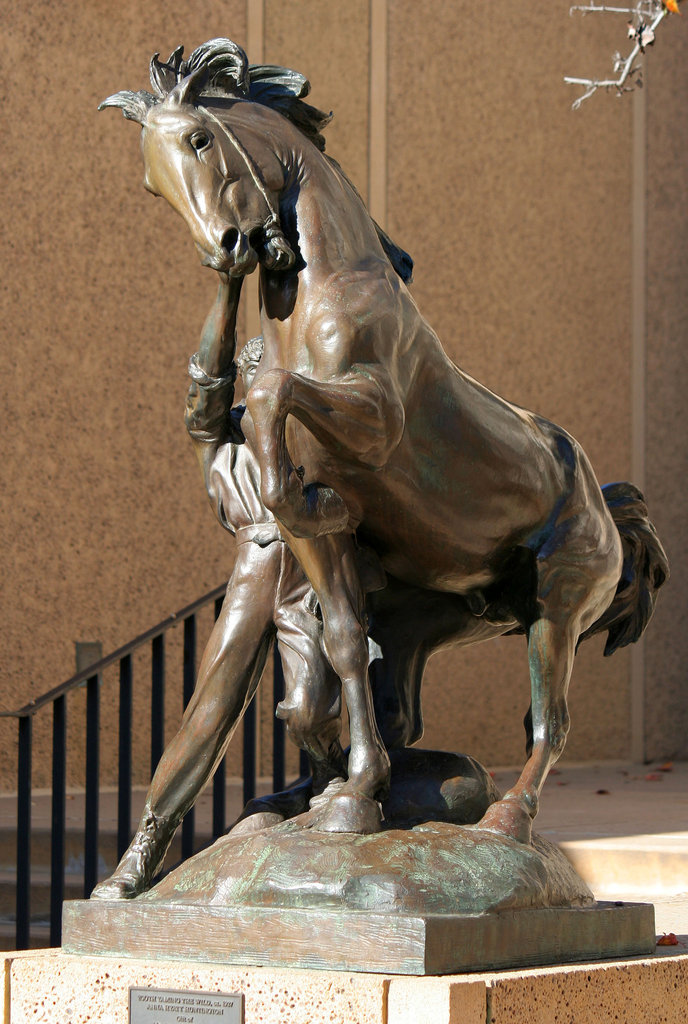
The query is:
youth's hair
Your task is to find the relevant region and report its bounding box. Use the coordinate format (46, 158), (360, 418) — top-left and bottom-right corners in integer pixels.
(236, 335), (265, 376)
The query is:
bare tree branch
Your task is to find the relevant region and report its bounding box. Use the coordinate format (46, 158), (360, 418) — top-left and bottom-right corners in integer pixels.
(565, 1), (673, 109)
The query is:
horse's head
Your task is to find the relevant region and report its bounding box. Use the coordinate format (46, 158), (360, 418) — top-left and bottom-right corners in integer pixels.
(100, 40), (296, 277)
(140, 97), (293, 277)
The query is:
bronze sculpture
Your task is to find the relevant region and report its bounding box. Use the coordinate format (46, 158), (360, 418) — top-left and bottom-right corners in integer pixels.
(99, 37), (667, 849)
(58, 36), (671, 972)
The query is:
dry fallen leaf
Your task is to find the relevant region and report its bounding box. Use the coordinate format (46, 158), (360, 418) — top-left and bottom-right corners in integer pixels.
(657, 932), (680, 946)
(659, 762), (674, 772)
(596, 789), (610, 795)
(645, 772), (663, 781)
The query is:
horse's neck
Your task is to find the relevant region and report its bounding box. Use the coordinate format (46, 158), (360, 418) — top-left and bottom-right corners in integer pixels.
(286, 145), (382, 276)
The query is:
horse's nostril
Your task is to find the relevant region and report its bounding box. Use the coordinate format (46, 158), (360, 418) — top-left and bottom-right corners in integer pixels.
(221, 228), (239, 253)
(247, 225), (264, 251)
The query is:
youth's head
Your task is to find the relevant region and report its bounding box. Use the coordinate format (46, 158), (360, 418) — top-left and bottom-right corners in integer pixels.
(236, 335), (264, 391)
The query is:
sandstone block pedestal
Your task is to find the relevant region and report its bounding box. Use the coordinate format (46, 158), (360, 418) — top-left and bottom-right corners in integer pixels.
(3, 947), (688, 1024)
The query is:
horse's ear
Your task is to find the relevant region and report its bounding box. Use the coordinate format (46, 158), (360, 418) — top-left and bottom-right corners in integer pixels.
(150, 46), (185, 98)
(98, 90), (156, 125)
(167, 65), (209, 108)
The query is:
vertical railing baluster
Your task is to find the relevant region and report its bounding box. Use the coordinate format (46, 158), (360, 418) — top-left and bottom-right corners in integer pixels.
(272, 647), (286, 794)
(150, 634), (165, 777)
(242, 697), (257, 808)
(212, 756), (226, 839)
(117, 654), (133, 859)
(181, 615), (196, 860)
(16, 715), (32, 950)
(84, 674), (100, 896)
(50, 695), (66, 947)
(212, 595), (226, 838)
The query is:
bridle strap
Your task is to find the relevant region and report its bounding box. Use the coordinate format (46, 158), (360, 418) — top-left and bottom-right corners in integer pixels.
(198, 104), (281, 231)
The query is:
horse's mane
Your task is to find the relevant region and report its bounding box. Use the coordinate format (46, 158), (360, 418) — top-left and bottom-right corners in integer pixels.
(102, 39), (413, 283)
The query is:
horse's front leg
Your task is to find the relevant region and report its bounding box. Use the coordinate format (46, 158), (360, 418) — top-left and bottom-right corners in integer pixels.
(247, 366), (404, 538)
(283, 528), (391, 834)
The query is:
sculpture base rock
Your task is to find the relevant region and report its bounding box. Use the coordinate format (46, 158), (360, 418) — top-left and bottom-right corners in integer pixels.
(62, 819), (655, 973)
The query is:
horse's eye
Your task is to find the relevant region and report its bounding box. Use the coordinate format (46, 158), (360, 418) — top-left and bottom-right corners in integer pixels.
(189, 131), (211, 152)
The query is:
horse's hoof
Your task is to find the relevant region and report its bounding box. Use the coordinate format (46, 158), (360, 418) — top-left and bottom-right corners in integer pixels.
(229, 811), (285, 836)
(310, 793), (383, 834)
(476, 799), (533, 844)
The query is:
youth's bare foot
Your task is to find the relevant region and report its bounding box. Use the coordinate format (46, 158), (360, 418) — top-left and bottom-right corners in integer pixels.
(229, 810), (285, 837)
(228, 777), (314, 836)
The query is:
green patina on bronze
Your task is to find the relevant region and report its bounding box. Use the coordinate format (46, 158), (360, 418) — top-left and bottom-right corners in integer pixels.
(144, 821), (593, 916)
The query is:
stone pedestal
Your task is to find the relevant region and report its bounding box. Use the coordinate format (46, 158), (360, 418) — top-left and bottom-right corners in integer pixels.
(4, 948), (688, 1024)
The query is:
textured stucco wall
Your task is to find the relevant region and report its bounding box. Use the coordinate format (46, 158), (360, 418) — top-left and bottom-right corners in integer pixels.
(1, 3), (685, 792)
(2, 1), (250, 786)
(386, 2), (635, 763)
(644, 33), (688, 761)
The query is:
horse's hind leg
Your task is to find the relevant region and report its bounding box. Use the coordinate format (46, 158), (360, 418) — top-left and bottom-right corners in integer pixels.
(479, 529), (621, 843)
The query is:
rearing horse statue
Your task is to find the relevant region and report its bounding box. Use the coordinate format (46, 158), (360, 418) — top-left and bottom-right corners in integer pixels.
(101, 39), (667, 842)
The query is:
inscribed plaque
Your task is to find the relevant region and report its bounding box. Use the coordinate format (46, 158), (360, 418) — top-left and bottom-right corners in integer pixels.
(129, 987), (243, 1024)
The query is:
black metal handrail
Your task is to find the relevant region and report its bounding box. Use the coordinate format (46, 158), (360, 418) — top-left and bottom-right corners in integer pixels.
(0, 584), (228, 720)
(4, 582), (307, 950)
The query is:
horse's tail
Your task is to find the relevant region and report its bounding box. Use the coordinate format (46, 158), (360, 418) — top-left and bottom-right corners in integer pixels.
(581, 482), (669, 656)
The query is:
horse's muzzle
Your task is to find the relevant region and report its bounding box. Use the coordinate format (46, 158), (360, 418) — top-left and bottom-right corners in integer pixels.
(223, 225), (262, 277)
(195, 241), (257, 277)
(195, 224), (265, 276)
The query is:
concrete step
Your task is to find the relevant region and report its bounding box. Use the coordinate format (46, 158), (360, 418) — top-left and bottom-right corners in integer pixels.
(0, 778), (275, 873)
(0, 825), (218, 876)
(0, 833), (219, 927)
(0, 870), (85, 920)
(560, 834), (688, 895)
(498, 760), (688, 936)
(0, 827), (120, 875)
(0, 925), (50, 952)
